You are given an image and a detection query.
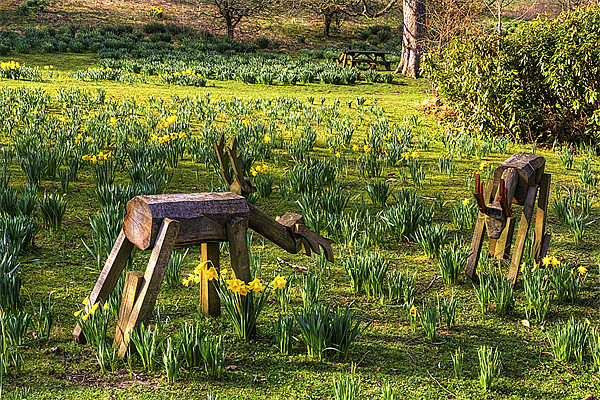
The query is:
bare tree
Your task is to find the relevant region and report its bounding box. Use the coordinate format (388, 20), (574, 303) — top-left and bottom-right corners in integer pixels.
(362, 0), (425, 78)
(299, 0), (361, 36)
(204, 0), (277, 38)
(426, 0), (484, 52)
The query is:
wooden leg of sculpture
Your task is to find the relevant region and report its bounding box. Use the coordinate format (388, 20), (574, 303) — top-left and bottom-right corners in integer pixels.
(200, 242), (220, 316)
(507, 186), (539, 285)
(117, 218), (180, 357)
(465, 179), (495, 282)
(114, 271), (144, 348)
(73, 229), (135, 343)
(226, 217), (254, 337)
(532, 174), (551, 262)
(493, 217), (516, 261)
(227, 217), (251, 284)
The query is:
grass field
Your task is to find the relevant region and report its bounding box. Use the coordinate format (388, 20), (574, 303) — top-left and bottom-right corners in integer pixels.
(0, 52), (599, 400)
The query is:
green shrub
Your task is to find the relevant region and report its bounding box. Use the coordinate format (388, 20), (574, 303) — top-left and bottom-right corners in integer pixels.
(422, 6), (600, 144)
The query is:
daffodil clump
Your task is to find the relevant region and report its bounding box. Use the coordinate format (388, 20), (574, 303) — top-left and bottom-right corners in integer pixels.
(538, 255), (587, 304)
(0, 60), (43, 81)
(250, 163), (268, 177)
(160, 70), (206, 87)
(182, 261), (220, 286)
(145, 6), (164, 18)
(218, 273), (284, 340)
(71, 67), (122, 82)
(184, 262), (286, 340)
(74, 297), (111, 347)
(150, 131), (186, 145)
(479, 160), (494, 178)
(81, 151), (111, 164)
(1, 60), (19, 70)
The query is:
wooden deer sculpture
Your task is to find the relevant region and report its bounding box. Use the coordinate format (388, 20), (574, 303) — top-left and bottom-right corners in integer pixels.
(73, 134), (334, 356)
(465, 152), (551, 284)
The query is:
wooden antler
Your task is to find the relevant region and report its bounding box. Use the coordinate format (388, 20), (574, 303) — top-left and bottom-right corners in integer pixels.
(474, 174), (487, 212)
(497, 179), (513, 217)
(214, 134), (256, 197)
(214, 132), (232, 186)
(294, 224), (335, 262)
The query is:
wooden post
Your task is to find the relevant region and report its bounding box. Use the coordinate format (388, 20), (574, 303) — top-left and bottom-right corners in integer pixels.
(493, 217), (516, 260)
(227, 217), (251, 283)
(114, 271), (144, 348)
(465, 179), (495, 281)
(507, 185), (539, 285)
(118, 218), (180, 357)
(200, 242), (220, 316)
(532, 174), (551, 262)
(73, 229), (134, 343)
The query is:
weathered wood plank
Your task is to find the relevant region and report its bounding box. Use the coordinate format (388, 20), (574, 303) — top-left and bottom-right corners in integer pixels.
(200, 242), (220, 316)
(465, 179), (494, 282)
(507, 185), (539, 285)
(248, 204), (301, 255)
(73, 229), (134, 343)
(114, 271), (144, 349)
(124, 193), (248, 250)
(118, 218), (180, 357)
(533, 174), (551, 262)
(493, 216), (516, 260)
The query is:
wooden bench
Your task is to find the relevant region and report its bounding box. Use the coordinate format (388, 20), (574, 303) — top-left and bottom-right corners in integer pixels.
(337, 50), (392, 71)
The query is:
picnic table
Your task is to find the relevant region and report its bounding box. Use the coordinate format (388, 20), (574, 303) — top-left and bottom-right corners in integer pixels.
(334, 50), (392, 71)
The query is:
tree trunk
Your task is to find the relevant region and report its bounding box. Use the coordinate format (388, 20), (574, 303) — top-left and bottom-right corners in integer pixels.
(225, 14), (235, 38)
(324, 14), (332, 37)
(395, 0), (425, 78)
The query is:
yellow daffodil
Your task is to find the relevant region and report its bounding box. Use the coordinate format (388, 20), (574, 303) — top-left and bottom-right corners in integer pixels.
(410, 305), (417, 314)
(110, 117), (117, 124)
(206, 266), (218, 281)
(74, 310), (82, 317)
(462, 198), (470, 206)
(364, 145), (372, 153)
(194, 261), (209, 274)
(335, 151), (341, 159)
(103, 303), (109, 311)
(82, 297), (89, 306)
(578, 266), (587, 275)
(411, 152), (419, 159)
(82, 313), (90, 321)
(542, 256), (551, 267)
(352, 144), (359, 151)
(227, 278), (244, 294)
(264, 134), (271, 143)
(238, 284), (250, 296)
(85, 137), (92, 143)
(248, 278), (264, 292)
(551, 257), (560, 267)
(89, 303), (100, 315)
(271, 275), (287, 290)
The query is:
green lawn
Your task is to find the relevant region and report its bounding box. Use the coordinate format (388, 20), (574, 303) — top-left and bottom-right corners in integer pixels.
(0, 52), (599, 400)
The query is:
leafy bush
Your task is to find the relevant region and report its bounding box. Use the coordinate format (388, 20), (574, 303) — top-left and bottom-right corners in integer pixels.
(423, 6), (600, 143)
(17, 0), (47, 15)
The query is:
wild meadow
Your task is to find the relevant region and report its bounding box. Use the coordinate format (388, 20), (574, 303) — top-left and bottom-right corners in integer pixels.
(0, 21), (600, 400)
